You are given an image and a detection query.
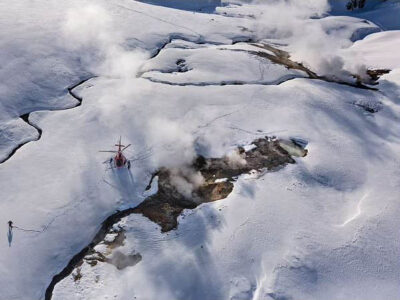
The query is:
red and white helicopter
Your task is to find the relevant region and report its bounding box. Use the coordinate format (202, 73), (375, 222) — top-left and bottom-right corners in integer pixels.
(100, 137), (131, 169)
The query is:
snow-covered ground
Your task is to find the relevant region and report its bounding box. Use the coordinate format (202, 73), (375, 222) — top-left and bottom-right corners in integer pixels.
(1, 1), (400, 300)
(140, 41), (308, 85)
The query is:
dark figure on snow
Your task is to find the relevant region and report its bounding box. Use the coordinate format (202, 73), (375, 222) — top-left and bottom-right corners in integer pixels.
(7, 220), (13, 247)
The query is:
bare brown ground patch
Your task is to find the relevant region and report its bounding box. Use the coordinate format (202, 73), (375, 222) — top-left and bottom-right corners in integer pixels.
(133, 137), (305, 232)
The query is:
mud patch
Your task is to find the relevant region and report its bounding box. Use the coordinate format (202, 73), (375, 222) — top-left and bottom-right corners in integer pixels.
(176, 58), (190, 72)
(248, 43), (319, 79)
(133, 137), (302, 232)
(366, 69), (391, 82)
(245, 43), (378, 90)
(83, 226), (128, 267)
(71, 266), (83, 282)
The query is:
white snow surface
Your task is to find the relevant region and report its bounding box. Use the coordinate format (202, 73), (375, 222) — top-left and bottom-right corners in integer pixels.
(140, 41), (307, 85)
(1, 1), (400, 300)
(344, 30), (400, 70)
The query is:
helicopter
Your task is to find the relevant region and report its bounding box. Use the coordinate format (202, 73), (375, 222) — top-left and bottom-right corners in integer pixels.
(100, 137), (131, 169)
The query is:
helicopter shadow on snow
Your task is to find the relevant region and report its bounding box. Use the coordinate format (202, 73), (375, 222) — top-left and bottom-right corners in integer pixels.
(7, 228), (13, 247)
(103, 165), (137, 202)
(101, 143), (155, 205)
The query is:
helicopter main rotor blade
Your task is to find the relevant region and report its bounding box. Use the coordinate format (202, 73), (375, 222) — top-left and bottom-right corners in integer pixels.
(99, 151), (117, 153)
(122, 144), (131, 152)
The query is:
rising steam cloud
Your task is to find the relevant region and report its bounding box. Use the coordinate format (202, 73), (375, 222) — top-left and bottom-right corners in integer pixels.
(241, 0), (368, 80)
(63, 4), (147, 78)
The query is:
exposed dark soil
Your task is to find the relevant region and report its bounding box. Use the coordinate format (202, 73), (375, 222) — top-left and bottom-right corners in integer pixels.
(366, 69), (391, 81)
(245, 43), (379, 91)
(134, 137), (298, 231)
(82, 228), (142, 270)
(249, 43), (319, 79)
(104, 229), (126, 250)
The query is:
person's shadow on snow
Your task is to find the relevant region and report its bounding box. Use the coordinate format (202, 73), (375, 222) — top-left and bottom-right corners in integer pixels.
(7, 228), (13, 247)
